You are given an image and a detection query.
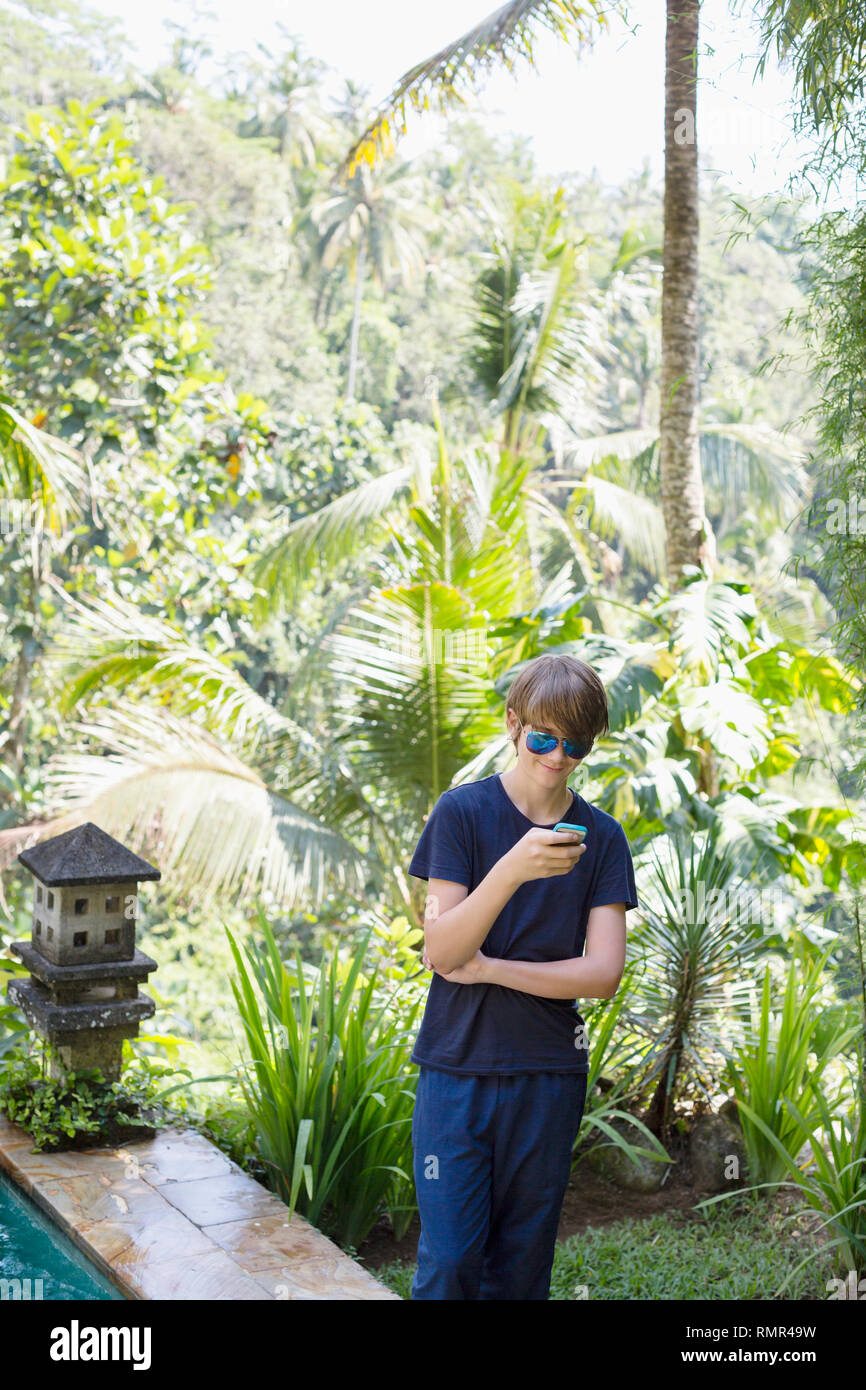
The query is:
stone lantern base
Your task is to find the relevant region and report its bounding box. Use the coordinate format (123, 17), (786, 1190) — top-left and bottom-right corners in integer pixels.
(8, 940), (158, 1083)
(48, 1025), (136, 1083)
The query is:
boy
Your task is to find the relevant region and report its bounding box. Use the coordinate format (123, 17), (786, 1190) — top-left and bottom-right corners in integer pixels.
(407, 652), (638, 1300)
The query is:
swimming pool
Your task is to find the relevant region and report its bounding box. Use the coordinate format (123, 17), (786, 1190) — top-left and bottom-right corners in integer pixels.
(0, 1170), (127, 1300)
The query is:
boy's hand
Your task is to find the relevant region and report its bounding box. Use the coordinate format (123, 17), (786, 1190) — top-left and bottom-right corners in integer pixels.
(503, 826), (587, 887)
(423, 948), (489, 984)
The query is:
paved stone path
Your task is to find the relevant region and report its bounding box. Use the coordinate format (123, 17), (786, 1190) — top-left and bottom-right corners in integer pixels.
(0, 1117), (399, 1299)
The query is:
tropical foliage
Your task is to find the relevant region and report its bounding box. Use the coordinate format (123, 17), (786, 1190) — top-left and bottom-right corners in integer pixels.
(0, 0), (864, 1279)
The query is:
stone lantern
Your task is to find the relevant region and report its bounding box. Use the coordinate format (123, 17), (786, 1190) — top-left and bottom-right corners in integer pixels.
(8, 822), (160, 1082)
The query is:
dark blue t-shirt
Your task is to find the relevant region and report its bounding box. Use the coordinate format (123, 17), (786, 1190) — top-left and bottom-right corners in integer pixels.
(407, 772), (638, 1075)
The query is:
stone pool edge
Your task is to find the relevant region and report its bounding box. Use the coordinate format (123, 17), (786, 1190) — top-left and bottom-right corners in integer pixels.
(0, 1116), (399, 1300)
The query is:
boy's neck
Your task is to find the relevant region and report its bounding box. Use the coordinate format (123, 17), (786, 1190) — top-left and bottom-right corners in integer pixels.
(499, 766), (575, 825)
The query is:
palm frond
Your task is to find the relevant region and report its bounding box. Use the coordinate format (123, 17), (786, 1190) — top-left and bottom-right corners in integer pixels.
(590, 721), (699, 823)
(572, 633), (666, 731)
(468, 184), (605, 440)
(0, 393), (88, 532)
(547, 420), (810, 532)
(316, 432), (534, 805)
(700, 422), (809, 522)
(308, 158), (430, 288)
(655, 579), (759, 675)
(45, 581), (296, 748)
(499, 251), (599, 423)
(0, 701), (372, 910)
(323, 584), (500, 808)
(571, 473), (667, 577)
(249, 461), (422, 614)
(603, 220), (663, 281)
(745, 553), (831, 645)
(545, 427), (658, 476)
(339, 0), (622, 176)
(42, 579), (391, 834)
(629, 824), (769, 1073)
(676, 677), (771, 771)
(700, 788), (818, 879)
(523, 485), (599, 591)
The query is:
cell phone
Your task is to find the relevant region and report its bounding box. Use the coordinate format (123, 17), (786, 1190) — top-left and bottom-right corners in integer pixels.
(553, 823), (587, 840)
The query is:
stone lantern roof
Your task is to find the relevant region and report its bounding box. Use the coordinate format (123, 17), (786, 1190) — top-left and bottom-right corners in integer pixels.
(17, 822), (161, 887)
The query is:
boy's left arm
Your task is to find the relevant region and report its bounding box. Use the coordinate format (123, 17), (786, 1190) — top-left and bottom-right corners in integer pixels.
(428, 903), (627, 999)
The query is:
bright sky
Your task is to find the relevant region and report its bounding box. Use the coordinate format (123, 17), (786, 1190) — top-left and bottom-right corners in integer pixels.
(77, 0), (847, 209)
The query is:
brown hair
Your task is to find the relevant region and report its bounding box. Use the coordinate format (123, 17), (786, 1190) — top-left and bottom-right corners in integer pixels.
(505, 654), (609, 755)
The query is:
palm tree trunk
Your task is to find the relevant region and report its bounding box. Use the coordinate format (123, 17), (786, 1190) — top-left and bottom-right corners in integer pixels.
(660, 0), (710, 586)
(346, 238), (367, 401)
(6, 575), (38, 782)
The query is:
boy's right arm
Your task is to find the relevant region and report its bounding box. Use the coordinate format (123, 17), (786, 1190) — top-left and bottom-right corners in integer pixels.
(424, 829), (586, 975)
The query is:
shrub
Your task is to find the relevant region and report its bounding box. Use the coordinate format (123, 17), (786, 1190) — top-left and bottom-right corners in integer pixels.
(226, 907), (421, 1249)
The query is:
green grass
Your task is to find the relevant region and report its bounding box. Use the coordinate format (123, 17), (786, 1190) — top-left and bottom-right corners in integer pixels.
(370, 1258), (416, 1300)
(369, 1194), (837, 1300)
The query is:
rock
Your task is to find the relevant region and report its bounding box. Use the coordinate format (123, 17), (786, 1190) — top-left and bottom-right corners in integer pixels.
(583, 1117), (670, 1192)
(718, 1097), (742, 1128)
(689, 1112), (749, 1192)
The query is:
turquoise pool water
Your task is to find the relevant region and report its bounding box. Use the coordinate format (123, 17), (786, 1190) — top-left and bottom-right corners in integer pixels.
(0, 1170), (126, 1300)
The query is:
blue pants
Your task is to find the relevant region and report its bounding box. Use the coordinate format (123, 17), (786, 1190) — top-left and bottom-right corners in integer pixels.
(411, 1066), (588, 1300)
